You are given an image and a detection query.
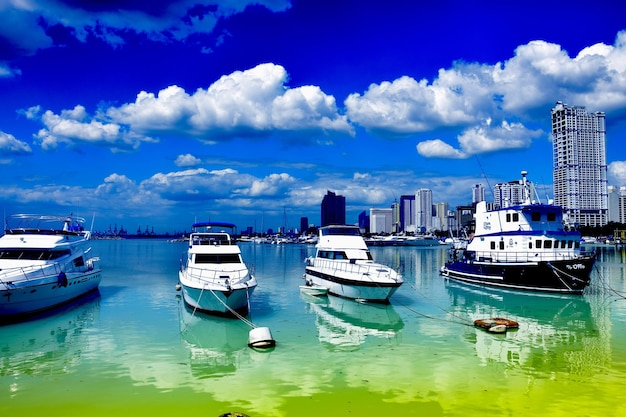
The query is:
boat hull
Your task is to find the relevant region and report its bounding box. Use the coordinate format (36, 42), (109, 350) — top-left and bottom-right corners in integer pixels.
(0, 270), (102, 318)
(304, 267), (401, 302)
(179, 272), (256, 315)
(441, 256), (595, 294)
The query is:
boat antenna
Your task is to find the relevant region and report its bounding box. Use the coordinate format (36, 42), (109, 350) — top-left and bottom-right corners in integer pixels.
(475, 156), (495, 202)
(90, 213), (96, 233)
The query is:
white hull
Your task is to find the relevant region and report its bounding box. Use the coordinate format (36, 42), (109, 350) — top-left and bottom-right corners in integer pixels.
(179, 271), (255, 315)
(0, 270), (102, 317)
(304, 267), (401, 302)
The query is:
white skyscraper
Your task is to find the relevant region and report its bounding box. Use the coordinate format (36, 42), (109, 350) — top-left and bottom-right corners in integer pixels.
(551, 101), (608, 227)
(472, 184), (485, 203)
(415, 188), (433, 231)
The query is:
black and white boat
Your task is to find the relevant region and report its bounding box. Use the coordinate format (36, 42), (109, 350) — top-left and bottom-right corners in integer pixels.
(440, 171), (595, 294)
(304, 225), (403, 302)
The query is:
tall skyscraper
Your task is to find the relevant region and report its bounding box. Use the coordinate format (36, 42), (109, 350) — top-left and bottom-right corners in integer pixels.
(415, 188), (433, 231)
(551, 101), (608, 227)
(399, 195), (416, 232)
(321, 190), (346, 226)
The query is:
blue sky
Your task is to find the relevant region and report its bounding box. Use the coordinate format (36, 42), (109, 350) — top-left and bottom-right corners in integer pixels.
(1, 0), (626, 234)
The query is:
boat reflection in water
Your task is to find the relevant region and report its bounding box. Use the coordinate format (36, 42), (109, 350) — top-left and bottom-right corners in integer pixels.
(301, 292), (404, 350)
(0, 290), (101, 377)
(445, 282), (609, 374)
(177, 298), (252, 379)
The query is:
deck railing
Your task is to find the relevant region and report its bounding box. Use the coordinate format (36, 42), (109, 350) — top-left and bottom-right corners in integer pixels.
(467, 249), (593, 263)
(0, 258), (98, 287)
(307, 257), (400, 281)
(181, 264), (252, 287)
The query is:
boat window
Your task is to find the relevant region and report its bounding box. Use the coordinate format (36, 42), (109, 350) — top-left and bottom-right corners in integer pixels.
(528, 242), (533, 249)
(547, 212), (557, 222)
(499, 241), (504, 250)
(195, 254), (241, 264)
(366, 252), (373, 260)
(531, 212), (541, 221)
(512, 213), (519, 222)
(321, 227), (360, 236)
(490, 241), (496, 250)
(575, 241), (580, 249)
(535, 240), (542, 249)
(560, 240), (566, 249)
(74, 256), (85, 267)
(0, 249), (70, 260)
(544, 240), (553, 249)
(506, 213), (511, 222)
(568, 241), (573, 248)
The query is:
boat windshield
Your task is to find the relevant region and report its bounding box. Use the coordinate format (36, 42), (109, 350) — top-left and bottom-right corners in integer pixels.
(321, 227), (360, 236)
(194, 254), (241, 264)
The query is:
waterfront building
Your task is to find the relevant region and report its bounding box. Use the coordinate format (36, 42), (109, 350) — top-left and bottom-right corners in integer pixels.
(391, 201), (401, 233)
(608, 186), (626, 224)
(300, 217), (309, 234)
(369, 208), (393, 234)
(551, 101), (608, 227)
(399, 195), (416, 232)
(321, 190), (346, 226)
(358, 210), (370, 234)
(434, 202), (449, 232)
(416, 188), (433, 231)
(493, 179), (536, 208)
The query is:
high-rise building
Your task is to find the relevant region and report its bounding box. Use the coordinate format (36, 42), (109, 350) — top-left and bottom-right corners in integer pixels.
(493, 179), (535, 208)
(321, 190), (346, 226)
(472, 184), (485, 204)
(415, 188), (433, 231)
(399, 195), (416, 232)
(551, 101), (608, 227)
(369, 208), (393, 234)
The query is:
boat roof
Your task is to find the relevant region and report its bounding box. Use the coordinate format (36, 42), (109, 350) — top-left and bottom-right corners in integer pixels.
(319, 225), (360, 236)
(4, 214), (87, 235)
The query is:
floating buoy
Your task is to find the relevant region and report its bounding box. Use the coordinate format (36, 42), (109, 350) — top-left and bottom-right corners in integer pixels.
(175, 283), (181, 291)
(474, 317), (519, 333)
(248, 326), (276, 349)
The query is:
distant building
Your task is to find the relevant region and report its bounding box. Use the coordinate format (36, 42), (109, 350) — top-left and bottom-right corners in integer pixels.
(300, 217), (309, 234)
(551, 101), (608, 227)
(370, 208), (393, 234)
(472, 184), (485, 204)
(399, 195), (416, 233)
(608, 186), (626, 224)
(321, 190), (346, 226)
(493, 179), (534, 208)
(358, 210), (370, 234)
(391, 201), (401, 233)
(415, 188), (433, 231)
(434, 202), (449, 231)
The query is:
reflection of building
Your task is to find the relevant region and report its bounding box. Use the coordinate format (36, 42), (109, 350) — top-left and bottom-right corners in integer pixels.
(551, 101), (608, 227)
(321, 191), (346, 226)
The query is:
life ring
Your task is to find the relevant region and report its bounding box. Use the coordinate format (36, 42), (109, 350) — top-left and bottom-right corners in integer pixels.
(58, 271), (68, 287)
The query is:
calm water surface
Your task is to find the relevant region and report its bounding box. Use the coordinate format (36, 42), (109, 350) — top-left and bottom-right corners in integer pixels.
(2, 240), (626, 416)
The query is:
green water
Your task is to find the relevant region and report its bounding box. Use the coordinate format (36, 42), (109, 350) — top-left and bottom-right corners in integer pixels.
(2, 241), (626, 416)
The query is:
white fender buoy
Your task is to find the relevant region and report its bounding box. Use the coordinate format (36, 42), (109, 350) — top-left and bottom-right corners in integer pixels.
(488, 324), (507, 333)
(248, 326), (276, 349)
(175, 283), (181, 291)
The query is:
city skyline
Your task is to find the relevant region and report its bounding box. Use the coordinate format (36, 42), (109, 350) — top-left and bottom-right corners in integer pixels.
(1, 1), (626, 233)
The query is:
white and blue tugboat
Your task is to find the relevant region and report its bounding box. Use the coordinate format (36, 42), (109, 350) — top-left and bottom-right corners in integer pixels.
(304, 225), (403, 302)
(440, 171), (595, 294)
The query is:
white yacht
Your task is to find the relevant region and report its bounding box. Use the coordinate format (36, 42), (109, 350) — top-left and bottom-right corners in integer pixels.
(0, 214), (102, 319)
(304, 225), (403, 302)
(178, 222), (257, 315)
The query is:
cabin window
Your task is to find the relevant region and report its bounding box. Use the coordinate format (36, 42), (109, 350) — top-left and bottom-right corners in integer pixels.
(499, 241), (505, 250)
(490, 241), (496, 250)
(0, 249), (71, 260)
(528, 242), (533, 249)
(195, 254), (241, 264)
(560, 240), (566, 249)
(506, 213), (511, 222)
(73, 256), (85, 267)
(535, 240), (542, 249)
(531, 212), (541, 221)
(544, 240), (553, 249)
(575, 241), (580, 249)
(512, 213), (519, 222)
(568, 241), (573, 248)
(547, 212), (556, 222)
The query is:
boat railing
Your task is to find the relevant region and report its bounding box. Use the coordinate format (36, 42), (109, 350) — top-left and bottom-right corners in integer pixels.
(182, 264), (252, 286)
(470, 249), (590, 263)
(0, 257), (98, 287)
(309, 257), (399, 281)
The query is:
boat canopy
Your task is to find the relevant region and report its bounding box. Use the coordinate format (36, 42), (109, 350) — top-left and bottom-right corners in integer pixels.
(320, 225), (360, 236)
(191, 222), (237, 233)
